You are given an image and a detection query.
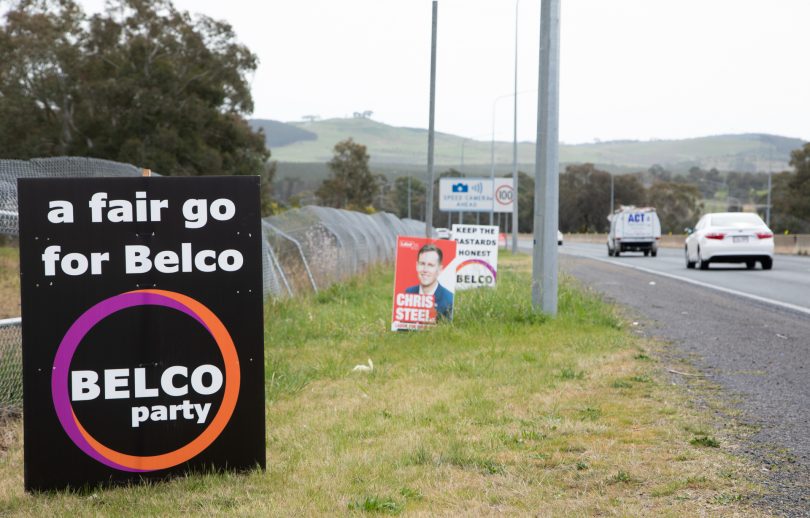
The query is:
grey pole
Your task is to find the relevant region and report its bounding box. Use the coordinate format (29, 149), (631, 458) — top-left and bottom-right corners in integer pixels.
(460, 138), (467, 171)
(407, 175), (412, 219)
(425, 0), (438, 236)
(510, 0), (520, 253)
(532, 0), (561, 315)
(489, 103), (497, 225)
(610, 172), (614, 215)
(766, 147), (772, 226)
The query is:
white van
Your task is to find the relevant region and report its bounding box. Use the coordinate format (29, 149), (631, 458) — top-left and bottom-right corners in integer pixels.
(607, 206), (661, 257)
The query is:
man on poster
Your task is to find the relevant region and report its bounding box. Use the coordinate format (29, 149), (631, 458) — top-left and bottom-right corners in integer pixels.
(405, 243), (453, 319)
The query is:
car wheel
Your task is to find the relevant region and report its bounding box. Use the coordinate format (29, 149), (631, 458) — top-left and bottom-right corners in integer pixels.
(651, 250), (657, 257)
(685, 247), (695, 269)
(644, 250), (650, 257)
(745, 260), (756, 269)
(607, 244), (613, 257)
(761, 257), (773, 270)
(614, 243), (620, 257)
(697, 247), (709, 270)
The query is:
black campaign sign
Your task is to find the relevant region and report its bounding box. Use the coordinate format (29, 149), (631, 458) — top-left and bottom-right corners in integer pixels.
(18, 177), (265, 491)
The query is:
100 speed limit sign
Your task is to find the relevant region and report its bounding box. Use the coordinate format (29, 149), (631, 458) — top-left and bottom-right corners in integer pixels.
(494, 178), (514, 213)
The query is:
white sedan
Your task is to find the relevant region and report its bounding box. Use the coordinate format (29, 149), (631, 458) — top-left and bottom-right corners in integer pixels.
(685, 212), (774, 270)
(435, 227), (451, 239)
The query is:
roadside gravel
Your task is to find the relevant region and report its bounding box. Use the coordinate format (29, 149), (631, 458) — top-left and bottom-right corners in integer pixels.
(561, 255), (810, 517)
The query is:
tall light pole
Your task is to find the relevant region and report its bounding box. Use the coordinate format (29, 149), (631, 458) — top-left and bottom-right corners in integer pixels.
(766, 146), (773, 226)
(532, 0), (561, 316)
(490, 93), (511, 225)
(425, 0), (438, 237)
(610, 172), (614, 215)
(407, 175), (412, 219)
(510, 0), (520, 253)
(460, 138), (468, 172)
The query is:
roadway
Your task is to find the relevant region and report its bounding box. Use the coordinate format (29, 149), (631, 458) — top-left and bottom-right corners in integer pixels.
(521, 239), (810, 315)
(516, 239), (810, 514)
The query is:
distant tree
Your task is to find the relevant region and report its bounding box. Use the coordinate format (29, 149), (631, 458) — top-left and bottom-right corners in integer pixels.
(316, 138), (378, 210)
(373, 173), (393, 212)
(647, 182), (702, 233)
(647, 164), (672, 182)
(514, 172), (534, 233)
(559, 163), (611, 232)
(390, 176), (425, 219)
(0, 0), (270, 178)
(765, 172), (800, 233)
(785, 143), (810, 224)
(613, 173), (646, 208)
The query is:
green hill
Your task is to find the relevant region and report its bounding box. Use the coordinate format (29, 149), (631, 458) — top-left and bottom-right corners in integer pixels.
(251, 118), (804, 182)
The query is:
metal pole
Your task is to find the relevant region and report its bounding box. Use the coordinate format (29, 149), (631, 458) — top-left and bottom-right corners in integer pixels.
(460, 138), (466, 172)
(490, 103), (497, 225)
(407, 175), (412, 219)
(766, 147), (772, 226)
(610, 172), (614, 215)
(425, 0), (438, 236)
(532, 0), (561, 315)
(511, 0), (520, 253)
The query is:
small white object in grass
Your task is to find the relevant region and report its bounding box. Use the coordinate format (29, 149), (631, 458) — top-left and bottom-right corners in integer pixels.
(352, 358), (374, 372)
(632, 322), (639, 326)
(649, 281), (656, 285)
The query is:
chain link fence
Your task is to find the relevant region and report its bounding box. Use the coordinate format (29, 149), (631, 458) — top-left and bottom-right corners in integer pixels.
(0, 157), (428, 411)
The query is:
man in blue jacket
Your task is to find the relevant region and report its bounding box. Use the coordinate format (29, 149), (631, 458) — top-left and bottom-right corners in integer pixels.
(405, 243), (453, 319)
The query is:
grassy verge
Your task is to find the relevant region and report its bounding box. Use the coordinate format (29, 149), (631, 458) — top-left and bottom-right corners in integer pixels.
(0, 246), (20, 319)
(0, 253), (764, 515)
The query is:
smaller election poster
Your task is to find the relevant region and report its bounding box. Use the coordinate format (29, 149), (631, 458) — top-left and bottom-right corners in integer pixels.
(452, 224), (499, 290)
(391, 237), (457, 331)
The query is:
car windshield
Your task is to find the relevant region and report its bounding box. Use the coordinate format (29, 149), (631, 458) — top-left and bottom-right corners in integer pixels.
(710, 213), (765, 227)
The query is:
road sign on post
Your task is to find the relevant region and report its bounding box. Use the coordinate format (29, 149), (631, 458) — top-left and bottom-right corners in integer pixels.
(493, 178), (515, 213)
(439, 178), (494, 212)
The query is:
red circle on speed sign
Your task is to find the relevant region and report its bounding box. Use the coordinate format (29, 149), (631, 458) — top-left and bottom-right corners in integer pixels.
(495, 184), (514, 206)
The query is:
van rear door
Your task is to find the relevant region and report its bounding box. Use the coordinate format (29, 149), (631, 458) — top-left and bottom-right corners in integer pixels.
(622, 211), (654, 240)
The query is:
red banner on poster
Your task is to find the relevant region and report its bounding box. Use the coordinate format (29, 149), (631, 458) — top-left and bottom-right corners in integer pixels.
(391, 236), (457, 331)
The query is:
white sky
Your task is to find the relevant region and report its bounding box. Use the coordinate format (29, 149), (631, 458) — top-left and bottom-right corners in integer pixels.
(71, 1), (810, 144)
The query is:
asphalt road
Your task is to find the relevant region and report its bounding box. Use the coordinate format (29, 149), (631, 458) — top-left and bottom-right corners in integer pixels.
(519, 240), (810, 515)
(558, 242), (810, 315)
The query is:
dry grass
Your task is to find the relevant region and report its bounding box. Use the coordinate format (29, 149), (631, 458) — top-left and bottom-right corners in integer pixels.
(0, 246), (20, 319)
(0, 253), (767, 516)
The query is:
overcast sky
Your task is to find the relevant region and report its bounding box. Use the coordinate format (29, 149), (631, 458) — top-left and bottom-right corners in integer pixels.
(78, 1), (810, 144)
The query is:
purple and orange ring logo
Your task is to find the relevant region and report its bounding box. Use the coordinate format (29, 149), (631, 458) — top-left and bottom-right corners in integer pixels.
(456, 259), (497, 280)
(51, 289), (240, 473)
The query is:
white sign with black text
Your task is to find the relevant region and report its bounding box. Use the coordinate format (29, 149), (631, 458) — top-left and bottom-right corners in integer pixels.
(451, 224), (499, 290)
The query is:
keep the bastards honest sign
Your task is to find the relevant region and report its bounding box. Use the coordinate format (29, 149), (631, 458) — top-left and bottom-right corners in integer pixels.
(18, 176), (265, 491)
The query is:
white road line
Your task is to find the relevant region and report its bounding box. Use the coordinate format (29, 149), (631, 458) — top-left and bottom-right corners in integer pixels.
(558, 248), (810, 317)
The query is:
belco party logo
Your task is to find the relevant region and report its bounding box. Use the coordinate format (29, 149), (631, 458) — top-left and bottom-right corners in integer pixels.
(51, 289), (239, 472)
(456, 259), (497, 286)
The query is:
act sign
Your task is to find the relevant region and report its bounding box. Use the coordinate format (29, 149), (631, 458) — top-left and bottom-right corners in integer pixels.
(18, 176), (265, 491)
